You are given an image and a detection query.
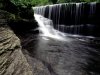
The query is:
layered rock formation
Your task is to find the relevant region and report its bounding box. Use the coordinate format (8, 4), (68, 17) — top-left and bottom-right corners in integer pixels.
(0, 10), (33, 75)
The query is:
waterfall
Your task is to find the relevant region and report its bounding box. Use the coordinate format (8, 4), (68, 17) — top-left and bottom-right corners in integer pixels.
(33, 2), (100, 37)
(34, 14), (66, 41)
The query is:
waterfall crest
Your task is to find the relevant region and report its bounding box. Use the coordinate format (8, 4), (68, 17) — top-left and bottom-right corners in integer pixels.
(33, 2), (100, 37)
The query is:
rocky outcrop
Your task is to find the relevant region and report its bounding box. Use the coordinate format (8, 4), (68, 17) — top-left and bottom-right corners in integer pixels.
(0, 0), (38, 35)
(7, 7), (38, 35)
(0, 10), (33, 75)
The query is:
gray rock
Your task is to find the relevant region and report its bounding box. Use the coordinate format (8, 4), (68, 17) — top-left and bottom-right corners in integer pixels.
(0, 10), (33, 75)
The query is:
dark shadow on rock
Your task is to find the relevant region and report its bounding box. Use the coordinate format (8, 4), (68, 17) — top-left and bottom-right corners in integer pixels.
(8, 19), (39, 35)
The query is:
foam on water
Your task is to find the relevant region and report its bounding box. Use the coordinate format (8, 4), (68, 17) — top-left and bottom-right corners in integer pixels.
(34, 14), (66, 41)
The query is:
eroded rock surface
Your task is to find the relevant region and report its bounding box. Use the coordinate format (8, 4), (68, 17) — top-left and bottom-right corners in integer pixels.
(0, 10), (33, 75)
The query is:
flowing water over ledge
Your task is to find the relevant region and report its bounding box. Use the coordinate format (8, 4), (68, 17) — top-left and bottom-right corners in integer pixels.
(20, 3), (100, 75)
(34, 14), (67, 41)
(20, 10), (100, 75)
(33, 2), (100, 37)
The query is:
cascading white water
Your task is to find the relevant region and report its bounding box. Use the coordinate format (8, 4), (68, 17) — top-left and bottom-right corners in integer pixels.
(34, 14), (66, 41)
(33, 2), (99, 37)
(90, 2), (96, 16)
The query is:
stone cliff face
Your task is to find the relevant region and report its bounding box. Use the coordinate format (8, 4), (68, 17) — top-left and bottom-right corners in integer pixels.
(0, 10), (33, 75)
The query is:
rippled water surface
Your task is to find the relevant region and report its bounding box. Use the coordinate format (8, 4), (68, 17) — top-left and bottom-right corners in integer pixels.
(21, 33), (100, 75)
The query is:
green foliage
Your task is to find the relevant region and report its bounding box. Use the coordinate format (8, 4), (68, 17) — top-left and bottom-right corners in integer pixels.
(32, 0), (49, 6)
(58, 0), (99, 2)
(11, 0), (32, 7)
(80, 0), (99, 2)
(58, 0), (68, 3)
(11, 0), (49, 7)
(10, 0), (100, 7)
